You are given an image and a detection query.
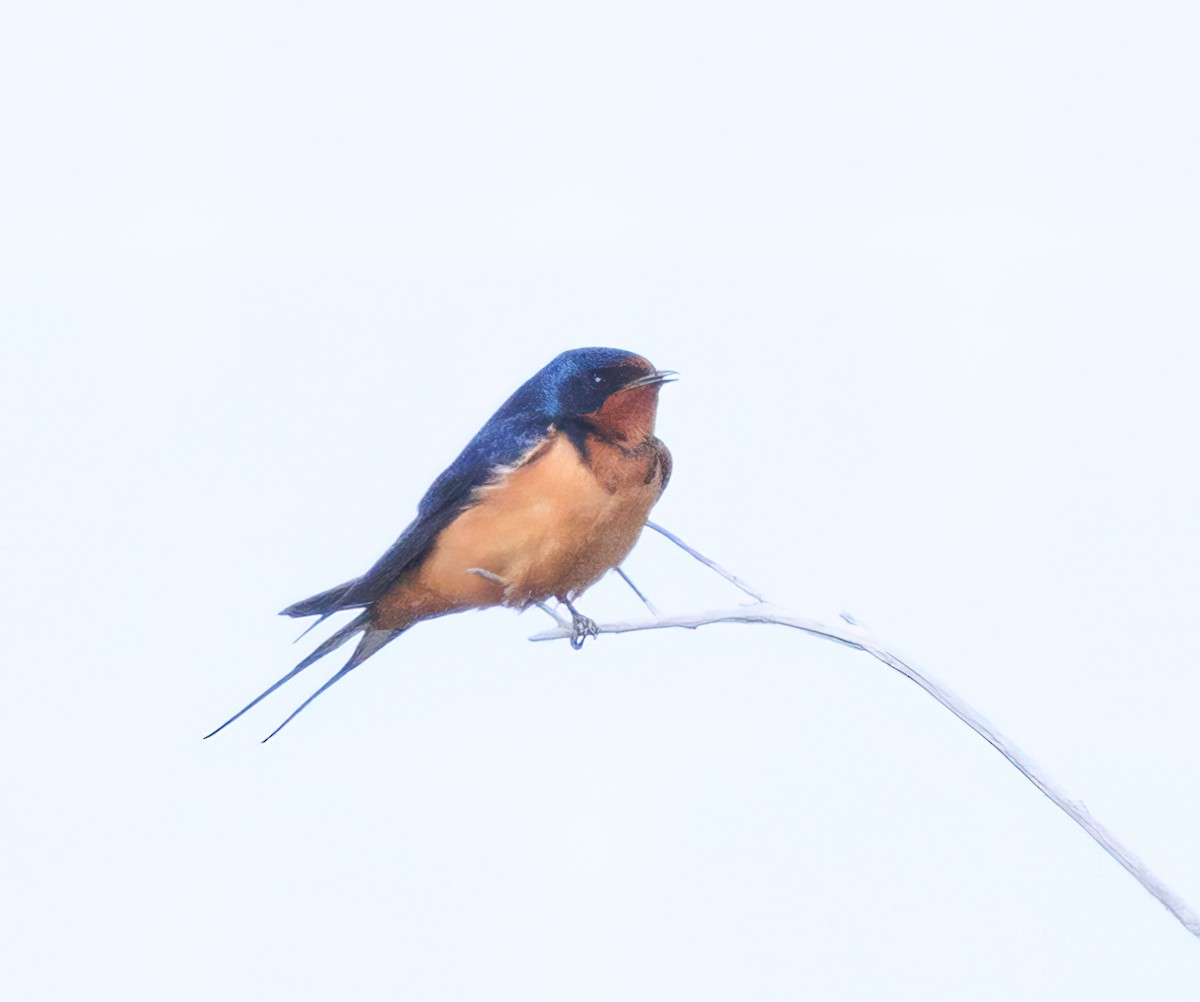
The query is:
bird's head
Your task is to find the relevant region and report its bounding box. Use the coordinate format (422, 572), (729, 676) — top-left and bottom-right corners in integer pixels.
(540, 347), (676, 439)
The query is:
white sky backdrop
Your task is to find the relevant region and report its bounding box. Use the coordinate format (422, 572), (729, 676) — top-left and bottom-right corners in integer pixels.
(3, 2), (1199, 998)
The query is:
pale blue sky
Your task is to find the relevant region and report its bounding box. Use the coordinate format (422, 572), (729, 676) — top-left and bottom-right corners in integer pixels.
(3, 2), (1198, 998)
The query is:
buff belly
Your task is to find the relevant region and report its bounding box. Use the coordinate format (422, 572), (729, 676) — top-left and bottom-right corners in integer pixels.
(373, 432), (666, 627)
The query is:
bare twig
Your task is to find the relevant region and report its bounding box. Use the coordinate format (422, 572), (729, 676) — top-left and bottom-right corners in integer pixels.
(645, 521), (765, 602)
(615, 566), (660, 616)
(531, 603), (1200, 940)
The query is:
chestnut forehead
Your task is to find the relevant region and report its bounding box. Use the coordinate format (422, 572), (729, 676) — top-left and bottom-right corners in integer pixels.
(596, 354), (652, 373)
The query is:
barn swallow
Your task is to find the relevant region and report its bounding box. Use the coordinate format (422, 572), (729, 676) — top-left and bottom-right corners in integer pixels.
(206, 347), (675, 742)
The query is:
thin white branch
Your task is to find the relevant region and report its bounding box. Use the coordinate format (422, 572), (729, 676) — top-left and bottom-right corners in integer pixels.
(645, 521), (766, 602)
(530, 605), (1200, 941)
(615, 566), (660, 616)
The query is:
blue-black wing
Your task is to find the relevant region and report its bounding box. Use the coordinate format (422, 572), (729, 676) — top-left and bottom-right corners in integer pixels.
(281, 401), (551, 619)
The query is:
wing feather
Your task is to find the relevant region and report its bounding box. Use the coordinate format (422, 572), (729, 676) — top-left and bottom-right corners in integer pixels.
(281, 406), (552, 618)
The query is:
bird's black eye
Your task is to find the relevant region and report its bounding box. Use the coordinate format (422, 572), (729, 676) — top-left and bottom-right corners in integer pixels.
(557, 362), (643, 417)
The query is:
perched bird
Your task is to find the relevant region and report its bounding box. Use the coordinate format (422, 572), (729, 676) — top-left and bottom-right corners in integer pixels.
(206, 346), (675, 741)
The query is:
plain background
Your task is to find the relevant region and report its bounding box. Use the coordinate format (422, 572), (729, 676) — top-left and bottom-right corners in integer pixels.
(3, 2), (1198, 998)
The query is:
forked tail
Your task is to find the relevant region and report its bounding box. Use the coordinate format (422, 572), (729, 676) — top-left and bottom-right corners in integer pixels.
(204, 612), (404, 742)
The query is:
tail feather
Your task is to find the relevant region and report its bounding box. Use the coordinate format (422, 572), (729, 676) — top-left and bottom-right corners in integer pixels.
(280, 580), (360, 619)
(292, 613), (334, 644)
(260, 626), (403, 743)
(203, 611), (372, 740)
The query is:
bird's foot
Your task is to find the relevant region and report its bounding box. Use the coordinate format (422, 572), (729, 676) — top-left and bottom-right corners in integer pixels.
(565, 602), (599, 650)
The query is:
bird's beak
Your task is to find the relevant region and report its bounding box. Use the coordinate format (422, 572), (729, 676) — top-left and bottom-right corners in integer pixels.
(620, 369), (679, 392)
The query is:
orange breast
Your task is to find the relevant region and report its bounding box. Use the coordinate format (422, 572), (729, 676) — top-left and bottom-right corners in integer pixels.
(373, 431), (669, 628)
